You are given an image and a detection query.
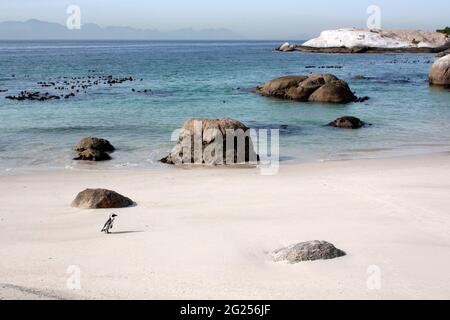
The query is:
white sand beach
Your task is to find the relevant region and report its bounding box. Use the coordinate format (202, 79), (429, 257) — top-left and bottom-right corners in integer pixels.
(1, 153), (450, 300)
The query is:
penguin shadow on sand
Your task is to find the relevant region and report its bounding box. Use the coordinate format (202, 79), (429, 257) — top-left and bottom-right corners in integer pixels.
(109, 231), (145, 235)
(101, 213), (145, 235)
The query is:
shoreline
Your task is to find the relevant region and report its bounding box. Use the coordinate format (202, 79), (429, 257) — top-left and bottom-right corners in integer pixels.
(2, 145), (450, 177)
(1, 152), (449, 299)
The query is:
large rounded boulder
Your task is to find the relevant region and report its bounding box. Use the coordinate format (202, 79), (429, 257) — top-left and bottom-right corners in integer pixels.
(271, 240), (346, 263)
(429, 55), (450, 86)
(256, 74), (357, 103)
(71, 188), (134, 209)
(160, 118), (258, 165)
(308, 80), (357, 103)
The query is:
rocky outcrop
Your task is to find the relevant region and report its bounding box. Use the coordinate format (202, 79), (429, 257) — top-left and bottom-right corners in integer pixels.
(303, 28), (450, 49)
(436, 49), (450, 57)
(160, 118), (258, 165)
(5, 74), (135, 102)
(328, 116), (366, 129)
(272, 240), (346, 263)
(429, 55), (450, 86)
(276, 42), (295, 52)
(255, 74), (357, 103)
(73, 137), (115, 161)
(281, 29), (450, 54)
(71, 188), (134, 209)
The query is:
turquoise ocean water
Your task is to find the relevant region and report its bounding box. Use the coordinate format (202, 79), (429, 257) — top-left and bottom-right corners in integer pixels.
(0, 40), (449, 172)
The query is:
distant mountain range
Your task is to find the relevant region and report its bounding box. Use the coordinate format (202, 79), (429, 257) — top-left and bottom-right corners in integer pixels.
(0, 19), (245, 40)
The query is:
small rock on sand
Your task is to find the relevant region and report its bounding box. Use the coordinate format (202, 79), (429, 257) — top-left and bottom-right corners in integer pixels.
(271, 240), (346, 263)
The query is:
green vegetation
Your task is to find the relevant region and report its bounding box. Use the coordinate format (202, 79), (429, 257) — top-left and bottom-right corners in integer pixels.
(436, 27), (450, 36)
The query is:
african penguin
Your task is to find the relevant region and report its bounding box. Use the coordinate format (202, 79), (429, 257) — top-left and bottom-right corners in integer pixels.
(101, 213), (117, 234)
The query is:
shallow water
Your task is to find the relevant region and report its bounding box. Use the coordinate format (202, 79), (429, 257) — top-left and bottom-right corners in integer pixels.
(0, 40), (449, 172)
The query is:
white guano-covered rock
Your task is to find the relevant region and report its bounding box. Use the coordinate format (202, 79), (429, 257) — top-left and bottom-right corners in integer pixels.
(303, 28), (449, 49)
(277, 42), (295, 52)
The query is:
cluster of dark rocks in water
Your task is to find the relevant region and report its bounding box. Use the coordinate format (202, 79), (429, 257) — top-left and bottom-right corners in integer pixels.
(131, 88), (151, 93)
(305, 65), (343, 69)
(253, 75), (372, 129)
(5, 91), (65, 101)
(354, 96), (370, 103)
(256, 74), (369, 104)
(385, 59), (432, 64)
(106, 76), (134, 85)
(5, 74), (136, 101)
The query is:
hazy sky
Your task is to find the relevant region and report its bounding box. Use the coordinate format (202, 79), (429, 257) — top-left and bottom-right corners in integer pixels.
(1, 0), (449, 39)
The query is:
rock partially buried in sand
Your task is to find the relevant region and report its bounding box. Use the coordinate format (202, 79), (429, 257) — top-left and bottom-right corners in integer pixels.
(73, 148), (111, 161)
(429, 55), (450, 86)
(329, 116), (366, 129)
(74, 137), (115, 153)
(272, 240), (346, 263)
(160, 118), (258, 165)
(255, 74), (358, 103)
(71, 188), (134, 209)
